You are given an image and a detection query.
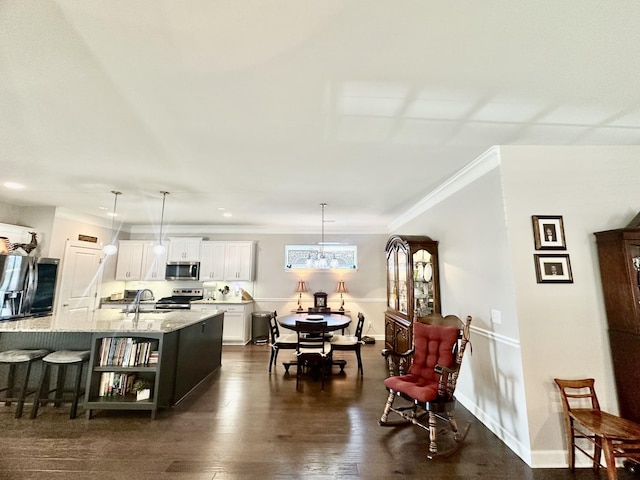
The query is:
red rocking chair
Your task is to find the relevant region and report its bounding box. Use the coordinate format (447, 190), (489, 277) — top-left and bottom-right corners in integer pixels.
(379, 313), (472, 458)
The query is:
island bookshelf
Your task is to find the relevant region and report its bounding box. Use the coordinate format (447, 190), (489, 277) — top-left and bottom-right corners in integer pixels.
(84, 331), (177, 419)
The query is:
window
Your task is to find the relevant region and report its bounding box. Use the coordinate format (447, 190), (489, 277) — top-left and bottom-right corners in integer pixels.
(284, 245), (357, 270)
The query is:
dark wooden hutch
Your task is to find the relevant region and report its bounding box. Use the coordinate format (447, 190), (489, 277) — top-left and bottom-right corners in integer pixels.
(384, 235), (440, 352)
(594, 227), (640, 423)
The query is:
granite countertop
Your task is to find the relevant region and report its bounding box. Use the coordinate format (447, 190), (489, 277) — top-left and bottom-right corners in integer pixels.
(0, 309), (224, 334)
(191, 299), (254, 305)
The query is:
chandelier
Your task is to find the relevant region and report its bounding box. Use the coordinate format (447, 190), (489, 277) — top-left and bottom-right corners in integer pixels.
(305, 203), (339, 269)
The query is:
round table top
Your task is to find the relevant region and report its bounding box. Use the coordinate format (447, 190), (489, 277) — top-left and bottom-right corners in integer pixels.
(277, 313), (351, 332)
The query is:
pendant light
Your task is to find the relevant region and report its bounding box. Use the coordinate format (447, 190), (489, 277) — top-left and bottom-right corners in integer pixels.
(103, 190), (121, 256)
(304, 203), (332, 269)
(152, 191), (169, 255)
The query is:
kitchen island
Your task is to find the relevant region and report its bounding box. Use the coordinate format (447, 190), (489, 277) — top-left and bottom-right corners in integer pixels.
(191, 299), (254, 345)
(0, 309), (225, 419)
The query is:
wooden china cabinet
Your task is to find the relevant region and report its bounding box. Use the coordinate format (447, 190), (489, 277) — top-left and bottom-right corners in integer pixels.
(384, 235), (440, 352)
(594, 227), (640, 423)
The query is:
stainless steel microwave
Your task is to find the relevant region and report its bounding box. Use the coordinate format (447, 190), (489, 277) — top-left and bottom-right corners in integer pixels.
(165, 262), (200, 280)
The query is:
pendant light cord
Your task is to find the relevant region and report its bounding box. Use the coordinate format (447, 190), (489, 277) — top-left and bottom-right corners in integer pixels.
(111, 191), (121, 240)
(158, 191), (169, 245)
(320, 202), (326, 258)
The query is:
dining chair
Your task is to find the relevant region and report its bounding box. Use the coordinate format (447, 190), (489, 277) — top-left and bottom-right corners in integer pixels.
(330, 312), (365, 375)
(268, 311), (297, 373)
(295, 320), (332, 391)
(554, 378), (640, 480)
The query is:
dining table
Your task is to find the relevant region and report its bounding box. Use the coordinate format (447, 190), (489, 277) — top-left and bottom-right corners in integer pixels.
(277, 313), (351, 332)
(277, 313), (352, 374)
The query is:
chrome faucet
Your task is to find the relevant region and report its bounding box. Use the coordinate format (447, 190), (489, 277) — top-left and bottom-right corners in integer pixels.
(128, 289), (155, 323)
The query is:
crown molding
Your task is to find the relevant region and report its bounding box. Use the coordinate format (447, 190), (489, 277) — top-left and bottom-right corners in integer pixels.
(54, 207), (133, 232)
(388, 146), (502, 231)
(128, 224), (385, 235)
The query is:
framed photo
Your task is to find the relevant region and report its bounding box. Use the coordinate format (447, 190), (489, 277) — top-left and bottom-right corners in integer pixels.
(532, 215), (566, 250)
(534, 254), (573, 283)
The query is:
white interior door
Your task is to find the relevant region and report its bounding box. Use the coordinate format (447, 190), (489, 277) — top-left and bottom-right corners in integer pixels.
(55, 240), (104, 322)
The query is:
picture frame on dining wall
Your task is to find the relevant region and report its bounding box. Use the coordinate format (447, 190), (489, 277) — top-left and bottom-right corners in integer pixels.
(534, 254), (573, 283)
(532, 215), (566, 250)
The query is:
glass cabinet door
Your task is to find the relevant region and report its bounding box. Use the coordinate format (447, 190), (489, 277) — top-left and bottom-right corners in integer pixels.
(397, 249), (408, 315)
(387, 251), (396, 310)
(629, 242), (640, 310)
(413, 249), (434, 316)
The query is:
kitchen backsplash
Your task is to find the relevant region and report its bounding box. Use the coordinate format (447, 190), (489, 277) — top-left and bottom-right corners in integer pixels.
(103, 280), (254, 303)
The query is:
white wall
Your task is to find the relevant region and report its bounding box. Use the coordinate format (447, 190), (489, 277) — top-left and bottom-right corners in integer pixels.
(500, 146), (640, 466)
(0, 202), (20, 225)
(395, 154), (531, 461)
(18, 206), (56, 257)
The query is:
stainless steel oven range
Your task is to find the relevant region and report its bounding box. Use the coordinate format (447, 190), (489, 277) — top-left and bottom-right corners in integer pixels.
(155, 288), (204, 310)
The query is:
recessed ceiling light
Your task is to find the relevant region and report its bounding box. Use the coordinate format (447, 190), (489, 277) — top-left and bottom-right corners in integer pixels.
(223, 212), (232, 218)
(4, 182), (25, 190)
(218, 207), (226, 211)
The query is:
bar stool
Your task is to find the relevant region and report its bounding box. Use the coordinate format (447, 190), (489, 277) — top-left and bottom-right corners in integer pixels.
(30, 350), (90, 420)
(0, 349), (50, 418)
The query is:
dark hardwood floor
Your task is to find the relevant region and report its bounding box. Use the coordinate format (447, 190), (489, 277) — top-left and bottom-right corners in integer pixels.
(0, 343), (637, 479)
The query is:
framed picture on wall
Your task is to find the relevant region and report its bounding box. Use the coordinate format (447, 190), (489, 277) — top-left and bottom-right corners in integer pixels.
(534, 254), (573, 283)
(532, 215), (566, 250)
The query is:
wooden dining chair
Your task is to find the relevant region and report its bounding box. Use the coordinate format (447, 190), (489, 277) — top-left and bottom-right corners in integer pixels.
(267, 311), (297, 373)
(554, 378), (640, 480)
(295, 320), (332, 391)
(330, 312), (365, 375)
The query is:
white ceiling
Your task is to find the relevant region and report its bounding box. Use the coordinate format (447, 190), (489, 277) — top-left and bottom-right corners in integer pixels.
(2, 1), (640, 233)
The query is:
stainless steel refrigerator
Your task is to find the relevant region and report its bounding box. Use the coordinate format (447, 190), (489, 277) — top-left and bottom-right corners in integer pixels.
(0, 254), (59, 320)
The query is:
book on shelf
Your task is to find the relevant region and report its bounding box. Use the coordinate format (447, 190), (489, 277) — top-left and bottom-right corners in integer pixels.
(98, 338), (159, 367)
(148, 351), (159, 364)
(98, 372), (138, 397)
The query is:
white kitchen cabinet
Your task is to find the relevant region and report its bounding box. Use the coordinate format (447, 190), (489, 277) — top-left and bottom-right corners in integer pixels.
(141, 243), (167, 280)
(115, 241), (167, 281)
(115, 241), (145, 280)
(199, 241), (227, 281)
(224, 242), (255, 281)
(167, 237), (202, 262)
(224, 242), (254, 281)
(193, 303), (254, 345)
(199, 241), (255, 281)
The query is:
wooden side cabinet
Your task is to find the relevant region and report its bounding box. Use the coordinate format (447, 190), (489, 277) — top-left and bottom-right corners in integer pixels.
(384, 235), (440, 351)
(594, 227), (640, 423)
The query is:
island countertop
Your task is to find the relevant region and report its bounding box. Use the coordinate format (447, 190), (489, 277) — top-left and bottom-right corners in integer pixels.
(191, 299), (254, 305)
(0, 308), (224, 334)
